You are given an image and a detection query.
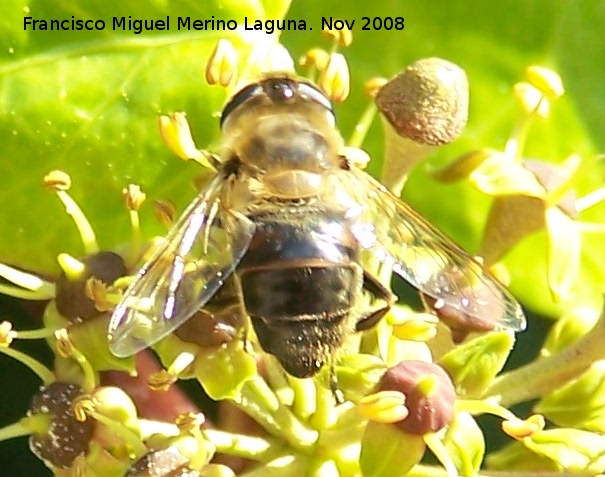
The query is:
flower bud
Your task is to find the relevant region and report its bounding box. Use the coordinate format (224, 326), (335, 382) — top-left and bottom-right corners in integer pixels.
(439, 331), (514, 398)
(334, 353), (387, 403)
(378, 360), (456, 434)
(360, 420), (426, 476)
(194, 339), (256, 400)
(520, 428), (605, 473)
(376, 58), (468, 146)
(535, 361), (605, 432)
(91, 386), (139, 429)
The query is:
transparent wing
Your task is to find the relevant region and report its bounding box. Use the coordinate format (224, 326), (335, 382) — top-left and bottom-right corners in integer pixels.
(108, 172), (255, 357)
(332, 168), (526, 332)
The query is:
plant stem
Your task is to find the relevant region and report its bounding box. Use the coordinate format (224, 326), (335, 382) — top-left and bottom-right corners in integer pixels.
(484, 305), (605, 406)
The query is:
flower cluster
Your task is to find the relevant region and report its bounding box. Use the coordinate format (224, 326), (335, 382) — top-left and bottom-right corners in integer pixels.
(1, 24), (605, 477)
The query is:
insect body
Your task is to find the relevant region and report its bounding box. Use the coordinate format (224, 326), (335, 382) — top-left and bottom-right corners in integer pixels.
(108, 76), (526, 378)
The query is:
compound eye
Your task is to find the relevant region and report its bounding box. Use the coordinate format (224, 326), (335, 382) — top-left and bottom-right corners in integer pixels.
(263, 77), (333, 114)
(297, 81), (334, 114)
(220, 83), (263, 127)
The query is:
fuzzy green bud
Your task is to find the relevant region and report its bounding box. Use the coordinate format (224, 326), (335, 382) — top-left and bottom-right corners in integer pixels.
(439, 331), (514, 398)
(535, 361), (605, 433)
(521, 428), (605, 472)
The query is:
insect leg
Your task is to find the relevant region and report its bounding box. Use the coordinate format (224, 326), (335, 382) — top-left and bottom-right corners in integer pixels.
(355, 271), (396, 331)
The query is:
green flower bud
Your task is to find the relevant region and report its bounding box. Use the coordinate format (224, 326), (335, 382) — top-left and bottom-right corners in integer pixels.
(359, 420), (425, 476)
(535, 361), (605, 433)
(194, 339), (256, 400)
(91, 386), (139, 430)
(439, 331), (514, 398)
(67, 313), (136, 374)
(335, 353), (387, 403)
(521, 428), (605, 472)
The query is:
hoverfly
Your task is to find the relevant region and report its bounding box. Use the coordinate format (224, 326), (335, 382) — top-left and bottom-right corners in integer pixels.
(108, 75), (526, 378)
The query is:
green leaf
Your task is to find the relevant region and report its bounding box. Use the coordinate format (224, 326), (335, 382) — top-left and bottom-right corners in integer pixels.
(0, 0), (289, 276)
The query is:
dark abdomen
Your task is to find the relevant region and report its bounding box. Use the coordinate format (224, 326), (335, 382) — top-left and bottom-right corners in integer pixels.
(238, 209), (362, 378)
